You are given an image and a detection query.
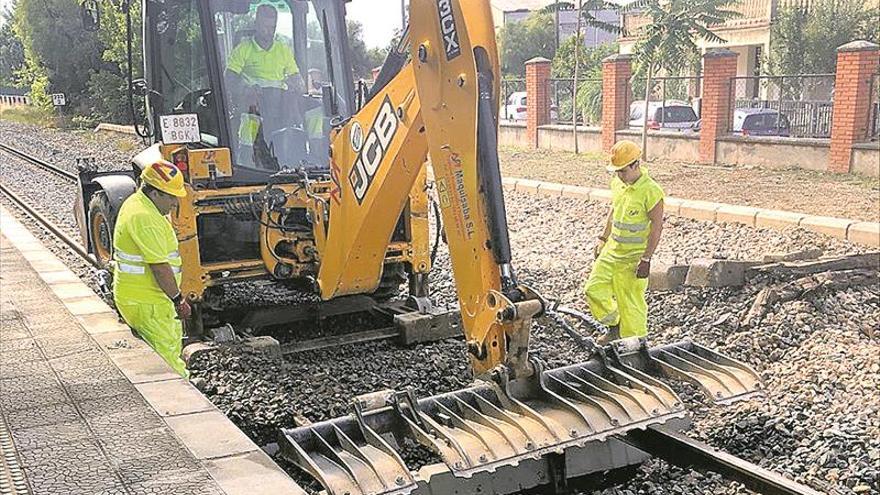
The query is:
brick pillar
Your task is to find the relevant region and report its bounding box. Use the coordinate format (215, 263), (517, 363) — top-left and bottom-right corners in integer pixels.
(601, 54), (633, 152)
(699, 48), (738, 164)
(829, 40), (880, 173)
(525, 57), (551, 149)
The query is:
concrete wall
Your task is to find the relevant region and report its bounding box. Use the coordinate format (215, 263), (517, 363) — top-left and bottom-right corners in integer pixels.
(851, 143), (880, 177)
(501, 122), (880, 178)
(617, 129), (701, 162)
(716, 135), (830, 172)
(537, 125), (602, 151)
(499, 122), (528, 147)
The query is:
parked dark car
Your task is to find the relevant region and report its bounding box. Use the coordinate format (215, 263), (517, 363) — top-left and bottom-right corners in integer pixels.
(732, 108), (791, 137)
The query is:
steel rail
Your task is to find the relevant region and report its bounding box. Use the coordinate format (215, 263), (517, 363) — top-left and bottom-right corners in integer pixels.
(0, 142), (77, 182)
(0, 182), (99, 268)
(621, 425), (824, 495)
(280, 326), (401, 355)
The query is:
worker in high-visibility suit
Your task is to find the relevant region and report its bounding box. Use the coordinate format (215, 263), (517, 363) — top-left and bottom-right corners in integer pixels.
(113, 160), (191, 377)
(225, 3), (304, 147)
(585, 140), (665, 345)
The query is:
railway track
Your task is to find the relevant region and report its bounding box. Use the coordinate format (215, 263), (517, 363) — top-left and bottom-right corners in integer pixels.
(0, 143), (98, 268)
(0, 142), (77, 182)
(0, 142), (413, 355)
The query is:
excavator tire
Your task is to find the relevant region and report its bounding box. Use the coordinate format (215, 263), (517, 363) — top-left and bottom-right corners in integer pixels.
(372, 263), (407, 301)
(88, 192), (115, 269)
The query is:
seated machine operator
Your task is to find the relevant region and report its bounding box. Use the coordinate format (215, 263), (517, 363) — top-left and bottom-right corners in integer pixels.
(225, 4), (304, 150)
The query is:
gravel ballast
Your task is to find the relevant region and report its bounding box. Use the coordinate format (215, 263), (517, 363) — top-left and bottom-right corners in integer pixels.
(2, 120), (877, 495)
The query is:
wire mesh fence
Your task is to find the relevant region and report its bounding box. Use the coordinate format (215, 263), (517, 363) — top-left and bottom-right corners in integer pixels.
(626, 76), (703, 131)
(548, 78), (604, 125)
(730, 74), (835, 138)
(500, 78), (526, 121)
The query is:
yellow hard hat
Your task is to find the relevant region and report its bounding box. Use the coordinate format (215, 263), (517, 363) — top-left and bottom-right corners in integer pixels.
(141, 160), (187, 197)
(607, 140), (642, 172)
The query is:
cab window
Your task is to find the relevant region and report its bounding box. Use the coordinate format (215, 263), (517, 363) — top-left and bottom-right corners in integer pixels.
(151, 0), (221, 145)
(212, 0), (330, 171)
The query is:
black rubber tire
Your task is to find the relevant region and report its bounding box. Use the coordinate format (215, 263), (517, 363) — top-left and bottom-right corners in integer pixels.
(372, 263), (407, 301)
(88, 192), (116, 269)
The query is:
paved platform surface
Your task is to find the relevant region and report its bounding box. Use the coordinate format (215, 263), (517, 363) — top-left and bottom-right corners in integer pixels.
(0, 206), (306, 495)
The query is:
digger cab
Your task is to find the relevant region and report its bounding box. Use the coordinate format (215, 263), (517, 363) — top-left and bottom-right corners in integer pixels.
(143, 0), (357, 182)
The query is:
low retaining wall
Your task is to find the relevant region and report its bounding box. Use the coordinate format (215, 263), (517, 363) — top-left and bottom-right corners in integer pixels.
(500, 123), (880, 178)
(852, 142), (880, 177)
(716, 135), (830, 172)
(95, 123), (137, 135)
(502, 176), (880, 247)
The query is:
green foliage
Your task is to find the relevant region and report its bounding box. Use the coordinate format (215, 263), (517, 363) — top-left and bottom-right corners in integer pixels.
(498, 12), (556, 77)
(96, 1), (143, 78)
(13, 0), (105, 112)
(0, 4), (26, 87)
(552, 37), (616, 77)
(769, 0), (880, 75)
(348, 21), (378, 79)
(83, 71), (131, 125)
(551, 38), (615, 124)
(0, 105), (56, 126)
(628, 0), (740, 74)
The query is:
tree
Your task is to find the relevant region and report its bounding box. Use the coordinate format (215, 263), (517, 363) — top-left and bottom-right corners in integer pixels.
(13, 0), (105, 111)
(348, 20), (380, 79)
(0, 3), (26, 87)
(552, 38), (617, 78)
(498, 12), (557, 77)
(769, 0), (880, 75)
(551, 38), (615, 125)
(627, 0), (739, 156)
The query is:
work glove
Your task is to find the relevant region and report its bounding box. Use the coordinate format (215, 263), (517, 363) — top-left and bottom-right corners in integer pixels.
(636, 258), (651, 279)
(175, 300), (192, 321)
(593, 238), (606, 259)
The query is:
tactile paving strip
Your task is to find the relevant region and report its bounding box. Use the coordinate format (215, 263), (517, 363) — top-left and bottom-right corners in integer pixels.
(0, 414), (31, 495)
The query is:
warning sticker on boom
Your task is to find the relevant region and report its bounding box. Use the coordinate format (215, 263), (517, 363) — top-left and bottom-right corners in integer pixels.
(436, 0), (461, 60)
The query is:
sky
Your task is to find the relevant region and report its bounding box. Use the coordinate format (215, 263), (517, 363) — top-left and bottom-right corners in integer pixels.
(346, 0), (406, 49)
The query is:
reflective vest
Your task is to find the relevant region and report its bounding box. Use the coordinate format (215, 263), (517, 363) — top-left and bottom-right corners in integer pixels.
(112, 189), (182, 305)
(604, 169), (665, 262)
(226, 38), (299, 89)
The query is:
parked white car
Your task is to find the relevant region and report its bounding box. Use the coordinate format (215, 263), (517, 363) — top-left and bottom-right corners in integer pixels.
(629, 100), (699, 130)
(504, 91), (559, 121)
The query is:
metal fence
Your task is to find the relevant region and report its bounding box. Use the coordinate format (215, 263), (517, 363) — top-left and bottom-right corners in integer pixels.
(730, 74), (835, 138)
(548, 78), (603, 125)
(626, 76), (703, 130)
(500, 78), (526, 121)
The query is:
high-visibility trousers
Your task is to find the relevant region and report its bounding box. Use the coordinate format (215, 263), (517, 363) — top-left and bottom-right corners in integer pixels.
(584, 255), (649, 339)
(116, 300), (188, 377)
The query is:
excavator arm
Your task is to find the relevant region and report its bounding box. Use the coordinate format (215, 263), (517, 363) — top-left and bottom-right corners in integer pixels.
(318, 0), (541, 378)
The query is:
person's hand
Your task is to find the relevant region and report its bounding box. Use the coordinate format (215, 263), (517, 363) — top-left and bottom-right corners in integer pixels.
(245, 85), (261, 109)
(593, 238), (606, 259)
(175, 299), (192, 320)
(636, 258), (651, 279)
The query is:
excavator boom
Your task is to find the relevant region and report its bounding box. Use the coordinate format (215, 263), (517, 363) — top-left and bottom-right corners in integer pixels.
(318, 0), (539, 379)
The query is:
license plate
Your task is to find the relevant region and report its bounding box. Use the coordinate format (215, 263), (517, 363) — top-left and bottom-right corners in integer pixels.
(160, 114), (201, 144)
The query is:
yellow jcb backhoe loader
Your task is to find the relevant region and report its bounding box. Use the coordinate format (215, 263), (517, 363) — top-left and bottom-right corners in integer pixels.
(74, 0), (819, 493)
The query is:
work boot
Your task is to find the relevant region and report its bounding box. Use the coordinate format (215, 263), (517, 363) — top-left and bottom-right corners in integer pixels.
(597, 325), (620, 346)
